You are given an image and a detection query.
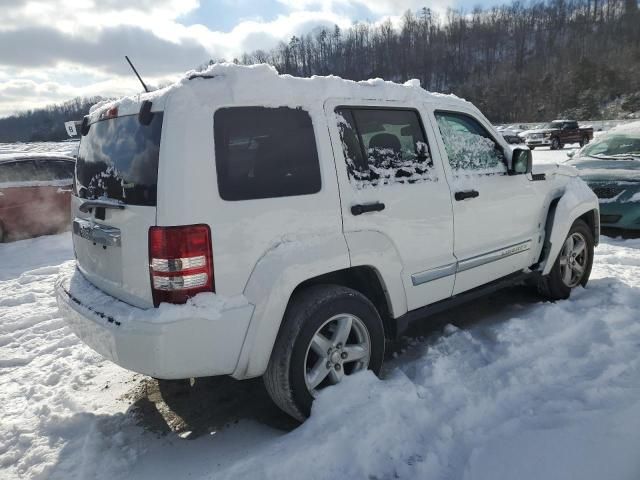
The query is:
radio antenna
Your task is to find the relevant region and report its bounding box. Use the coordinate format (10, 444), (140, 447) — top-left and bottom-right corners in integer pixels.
(125, 55), (150, 93)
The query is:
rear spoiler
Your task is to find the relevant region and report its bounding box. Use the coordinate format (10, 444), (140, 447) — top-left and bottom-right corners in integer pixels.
(64, 120), (83, 138)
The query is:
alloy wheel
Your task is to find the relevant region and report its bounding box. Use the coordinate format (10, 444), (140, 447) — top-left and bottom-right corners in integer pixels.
(558, 232), (588, 288)
(303, 313), (371, 396)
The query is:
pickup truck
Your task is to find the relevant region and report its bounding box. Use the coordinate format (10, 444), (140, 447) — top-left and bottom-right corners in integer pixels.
(523, 120), (594, 150)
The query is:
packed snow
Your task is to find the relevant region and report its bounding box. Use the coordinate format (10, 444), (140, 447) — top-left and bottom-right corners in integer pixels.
(1, 146), (639, 480)
(58, 263), (248, 325)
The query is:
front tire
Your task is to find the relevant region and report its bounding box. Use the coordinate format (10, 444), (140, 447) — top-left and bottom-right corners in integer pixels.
(539, 219), (594, 300)
(550, 137), (561, 150)
(264, 285), (385, 421)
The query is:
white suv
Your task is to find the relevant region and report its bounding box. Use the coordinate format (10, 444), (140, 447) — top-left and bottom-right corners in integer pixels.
(56, 64), (599, 421)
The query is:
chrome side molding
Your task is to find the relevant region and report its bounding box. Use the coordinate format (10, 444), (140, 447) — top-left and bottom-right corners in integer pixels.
(412, 239), (532, 286)
(457, 239), (532, 273)
(411, 262), (457, 286)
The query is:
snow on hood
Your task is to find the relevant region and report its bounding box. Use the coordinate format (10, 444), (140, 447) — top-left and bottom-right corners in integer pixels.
(533, 162), (579, 178)
(567, 157), (640, 182)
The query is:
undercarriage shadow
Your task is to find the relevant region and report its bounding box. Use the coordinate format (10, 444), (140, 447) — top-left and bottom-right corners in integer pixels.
(128, 375), (298, 439)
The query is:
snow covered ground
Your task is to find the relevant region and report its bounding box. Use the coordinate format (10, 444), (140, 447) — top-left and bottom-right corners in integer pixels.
(1, 146), (639, 480)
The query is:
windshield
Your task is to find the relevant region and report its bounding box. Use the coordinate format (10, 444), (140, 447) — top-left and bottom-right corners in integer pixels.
(76, 113), (163, 206)
(580, 133), (640, 160)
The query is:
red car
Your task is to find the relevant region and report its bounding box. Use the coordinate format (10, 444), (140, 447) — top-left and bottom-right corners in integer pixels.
(0, 154), (75, 242)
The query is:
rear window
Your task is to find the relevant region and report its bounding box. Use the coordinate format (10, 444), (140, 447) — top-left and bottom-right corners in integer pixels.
(76, 113), (163, 206)
(214, 107), (321, 201)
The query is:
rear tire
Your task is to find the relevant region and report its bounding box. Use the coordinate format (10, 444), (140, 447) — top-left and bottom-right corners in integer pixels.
(264, 285), (385, 421)
(539, 219), (594, 300)
(580, 135), (589, 147)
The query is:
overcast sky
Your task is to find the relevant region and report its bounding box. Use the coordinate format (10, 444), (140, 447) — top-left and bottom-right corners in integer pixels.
(0, 0), (499, 117)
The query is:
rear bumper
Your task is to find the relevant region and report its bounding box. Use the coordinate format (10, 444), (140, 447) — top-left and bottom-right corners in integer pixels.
(56, 266), (254, 379)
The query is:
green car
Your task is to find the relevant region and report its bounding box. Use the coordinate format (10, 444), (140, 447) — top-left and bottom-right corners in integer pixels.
(566, 122), (640, 232)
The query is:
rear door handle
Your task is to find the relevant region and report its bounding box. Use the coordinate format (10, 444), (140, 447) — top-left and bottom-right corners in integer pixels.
(454, 190), (479, 201)
(351, 202), (385, 216)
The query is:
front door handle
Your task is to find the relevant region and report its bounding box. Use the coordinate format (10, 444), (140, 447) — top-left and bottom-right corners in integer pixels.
(351, 202), (385, 216)
(454, 190), (479, 201)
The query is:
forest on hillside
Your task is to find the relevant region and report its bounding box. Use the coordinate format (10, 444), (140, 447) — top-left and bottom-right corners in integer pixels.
(232, 0), (640, 122)
(0, 97), (104, 143)
(1, 0), (639, 142)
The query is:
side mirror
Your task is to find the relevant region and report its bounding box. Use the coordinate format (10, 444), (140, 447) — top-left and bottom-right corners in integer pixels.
(567, 150), (576, 159)
(510, 148), (532, 175)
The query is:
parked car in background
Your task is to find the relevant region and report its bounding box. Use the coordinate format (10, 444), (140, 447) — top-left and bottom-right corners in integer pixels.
(497, 126), (525, 144)
(0, 154), (75, 242)
(567, 121), (640, 233)
(523, 120), (593, 150)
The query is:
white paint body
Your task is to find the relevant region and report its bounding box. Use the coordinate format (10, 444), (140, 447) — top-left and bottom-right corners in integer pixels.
(55, 64), (599, 380)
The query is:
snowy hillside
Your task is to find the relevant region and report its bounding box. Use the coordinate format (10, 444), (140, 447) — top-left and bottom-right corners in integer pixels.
(1, 147), (639, 480)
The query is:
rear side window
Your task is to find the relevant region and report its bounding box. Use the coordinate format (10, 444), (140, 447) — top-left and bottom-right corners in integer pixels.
(214, 107), (321, 201)
(335, 107), (435, 188)
(435, 111), (506, 175)
(76, 113), (163, 206)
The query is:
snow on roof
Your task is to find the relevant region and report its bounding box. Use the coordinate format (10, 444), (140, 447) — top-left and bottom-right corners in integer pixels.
(91, 63), (470, 121)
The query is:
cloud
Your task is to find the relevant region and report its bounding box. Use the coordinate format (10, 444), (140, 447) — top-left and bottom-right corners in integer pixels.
(0, 26), (211, 75)
(0, 0), (454, 117)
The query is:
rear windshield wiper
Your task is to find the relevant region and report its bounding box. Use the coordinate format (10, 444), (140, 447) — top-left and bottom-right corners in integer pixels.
(79, 198), (126, 213)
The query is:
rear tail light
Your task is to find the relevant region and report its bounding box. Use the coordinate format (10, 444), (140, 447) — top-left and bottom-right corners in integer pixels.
(148, 224), (214, 307)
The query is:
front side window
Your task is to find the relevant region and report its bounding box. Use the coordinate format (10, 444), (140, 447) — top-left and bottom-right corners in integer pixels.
(336, 107), (435, 188)
(435, 111), (506, 175)
(214, 107), (321, 201)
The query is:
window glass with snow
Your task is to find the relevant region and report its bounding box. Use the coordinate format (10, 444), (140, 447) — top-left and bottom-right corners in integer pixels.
(214, 107), (321, 201)
(435, 111), (506, 175)
(335, 107), (435, 188)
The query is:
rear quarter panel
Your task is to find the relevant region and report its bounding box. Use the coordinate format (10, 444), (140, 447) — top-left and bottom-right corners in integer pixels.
(156, 85), (346, 298)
